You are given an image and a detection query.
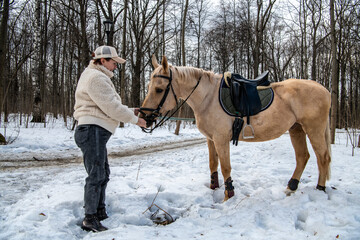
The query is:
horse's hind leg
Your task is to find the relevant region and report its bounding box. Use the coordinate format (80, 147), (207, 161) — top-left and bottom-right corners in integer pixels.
(288, 123), (310, 192)
(304, 120), (331, 191)
(207, 138), (219, 189)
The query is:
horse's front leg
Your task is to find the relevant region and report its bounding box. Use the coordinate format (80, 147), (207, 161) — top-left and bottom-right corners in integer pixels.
(213, 139), (234, 201)
(207, 138), (219, 189)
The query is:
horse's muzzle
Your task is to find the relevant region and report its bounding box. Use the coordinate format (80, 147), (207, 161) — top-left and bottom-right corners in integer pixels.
(139, 108), (159, 128)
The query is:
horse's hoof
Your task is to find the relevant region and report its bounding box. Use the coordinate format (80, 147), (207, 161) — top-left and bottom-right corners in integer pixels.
(316, 185), (326, 192)
(285, 187), (295, 196)
(210, 172), (219, 189)
(287, 178), (299, 191)
(223, 177), (235, 201)
(224, 189), (234, 201)
(210, 183), (219, 190)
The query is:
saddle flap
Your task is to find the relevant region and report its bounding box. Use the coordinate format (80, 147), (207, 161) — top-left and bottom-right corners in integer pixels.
(243, 83), (262, 115)
(229, 78), (262, 117)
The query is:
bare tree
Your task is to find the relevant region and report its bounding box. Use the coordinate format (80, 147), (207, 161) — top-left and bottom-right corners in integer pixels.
(298, 0), (309, 79)
(253, 0), (276, 78)
(180, 0), (189, 67)
(337, 0), (358, 129)
(0, 0), (10, 121)
(188, 0), (210, 68)
(121, 0), (128, 104)
(174, 0), (189, 135)
(265, 19), (297, 81)
(0, 0), (10, 143)
(330, 0), (339, 144)
(128, 0), (165, 107)
(205, 0), (233, 73)
(31, 0), (52, 124)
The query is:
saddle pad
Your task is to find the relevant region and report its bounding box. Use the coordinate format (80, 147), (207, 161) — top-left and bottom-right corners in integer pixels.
(219, 77), (274, 117)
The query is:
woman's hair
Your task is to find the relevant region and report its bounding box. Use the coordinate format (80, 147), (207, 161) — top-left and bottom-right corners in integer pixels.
(91, 52), (112, 65)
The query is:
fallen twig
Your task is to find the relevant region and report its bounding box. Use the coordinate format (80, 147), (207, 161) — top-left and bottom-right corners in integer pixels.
(143, 186), (161, 214)
(235, 195), (250, 209)
(142, 186), (175, 225)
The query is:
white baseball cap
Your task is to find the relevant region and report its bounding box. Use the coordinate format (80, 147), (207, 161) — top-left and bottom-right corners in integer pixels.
(93, 45), (126, 64)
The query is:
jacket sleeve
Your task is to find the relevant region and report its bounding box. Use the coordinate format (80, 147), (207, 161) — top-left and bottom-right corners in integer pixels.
(87, 74), (139, 124)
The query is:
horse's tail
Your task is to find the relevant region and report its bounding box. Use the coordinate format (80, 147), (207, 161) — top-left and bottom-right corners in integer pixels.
(325, 117), (332, 180)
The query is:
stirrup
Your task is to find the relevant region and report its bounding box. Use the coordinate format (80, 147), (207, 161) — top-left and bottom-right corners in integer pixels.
(242, 123), (255, 139)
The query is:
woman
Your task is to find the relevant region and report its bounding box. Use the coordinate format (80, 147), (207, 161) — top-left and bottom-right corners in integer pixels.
(74, 45), (146, 232)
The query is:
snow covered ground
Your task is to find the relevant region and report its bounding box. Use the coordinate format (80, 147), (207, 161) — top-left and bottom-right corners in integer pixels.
(0, 116), (360, 240)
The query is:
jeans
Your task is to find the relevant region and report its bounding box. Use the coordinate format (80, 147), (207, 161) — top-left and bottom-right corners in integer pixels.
(74, 124), (112, 215)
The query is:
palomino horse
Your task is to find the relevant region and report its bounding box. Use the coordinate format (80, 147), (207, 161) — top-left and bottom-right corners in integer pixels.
(140, 56), (331, 201)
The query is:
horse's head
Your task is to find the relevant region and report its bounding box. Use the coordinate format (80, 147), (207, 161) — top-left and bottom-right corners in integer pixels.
(140, 55), (178, 128)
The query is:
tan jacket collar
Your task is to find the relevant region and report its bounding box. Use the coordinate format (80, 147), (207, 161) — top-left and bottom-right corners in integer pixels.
(88, 60), (114, 78)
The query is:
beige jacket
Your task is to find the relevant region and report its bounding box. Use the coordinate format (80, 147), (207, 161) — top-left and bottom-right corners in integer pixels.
(74, 60), (138, 134)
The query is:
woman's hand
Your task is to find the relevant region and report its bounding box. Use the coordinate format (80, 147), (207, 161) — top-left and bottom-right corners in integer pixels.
(136, 117), (147, 128)
(134, 108), (140, 116)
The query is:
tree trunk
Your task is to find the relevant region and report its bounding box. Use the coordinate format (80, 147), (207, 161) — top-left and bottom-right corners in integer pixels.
(31, 0), (45, 123)
(120, 0), (128, 128)
(310, 0), (323, 82)
(162, 2), (166, 56)
(61, 10), (70, 124)
(339, 61), (347, 128)
(301, 0), (308, 79)
(52, 21), (60, 117)
(79, 0), (90, 69)
(95, 0), (104, 46)
(330, 0), (339, 144)
(175, 0), (189, 136)
(0, 0), (10, 122)
(311, 34), (317, 81)
(181, 0), (188, 67)
(131, 54), (142, 107)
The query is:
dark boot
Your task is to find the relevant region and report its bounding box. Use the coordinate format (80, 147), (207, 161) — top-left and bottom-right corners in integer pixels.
(81, 214), (108, 232)
(96, 208), (109, 221)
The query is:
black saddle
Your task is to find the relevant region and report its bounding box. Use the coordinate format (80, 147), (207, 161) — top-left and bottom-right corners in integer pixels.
(225, 71), (270, 117)
(221, 71), (272, 144)
(229, 71), (270, 87)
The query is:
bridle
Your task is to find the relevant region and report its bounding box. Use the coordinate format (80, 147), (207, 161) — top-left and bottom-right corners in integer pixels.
(139, 68), (202, 133)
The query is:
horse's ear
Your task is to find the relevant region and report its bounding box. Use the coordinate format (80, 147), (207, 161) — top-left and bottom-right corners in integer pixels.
(161, 56), (169, 73)
(152, 54), (159, 69)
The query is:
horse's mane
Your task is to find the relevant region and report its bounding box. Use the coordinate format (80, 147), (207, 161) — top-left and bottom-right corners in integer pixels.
(172, 65), (216, 84)
(152, 64), (218, 85)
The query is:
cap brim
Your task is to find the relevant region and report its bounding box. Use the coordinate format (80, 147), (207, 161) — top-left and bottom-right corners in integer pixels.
(113, 57), (126, 64)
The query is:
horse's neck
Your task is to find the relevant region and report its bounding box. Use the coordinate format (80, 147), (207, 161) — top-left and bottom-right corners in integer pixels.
(175, 66), (218, 113)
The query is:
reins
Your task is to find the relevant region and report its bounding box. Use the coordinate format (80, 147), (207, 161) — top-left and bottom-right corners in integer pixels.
(140, 69), (202, 133)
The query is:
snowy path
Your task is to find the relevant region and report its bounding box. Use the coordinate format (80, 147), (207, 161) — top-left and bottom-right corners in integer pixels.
(1, 133), (360, 240)
(0, 138), (206, 169)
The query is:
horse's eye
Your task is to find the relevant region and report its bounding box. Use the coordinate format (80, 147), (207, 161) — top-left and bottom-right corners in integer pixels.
(155, 88), (163, 93)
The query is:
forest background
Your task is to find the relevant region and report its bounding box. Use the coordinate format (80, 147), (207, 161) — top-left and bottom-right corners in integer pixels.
(0, 0), (359, 144)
